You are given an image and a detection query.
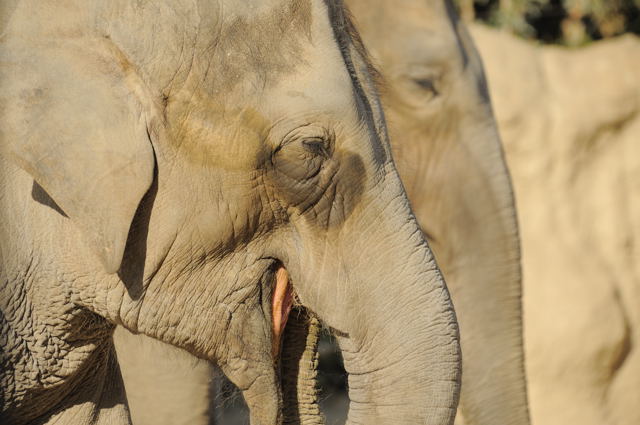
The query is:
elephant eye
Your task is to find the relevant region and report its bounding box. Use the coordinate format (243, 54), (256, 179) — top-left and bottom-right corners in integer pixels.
(302, 138), (330, 158)
(412, 78), (439, 98)
(271, 127), (334, 183)
(270, 128), (337, 212)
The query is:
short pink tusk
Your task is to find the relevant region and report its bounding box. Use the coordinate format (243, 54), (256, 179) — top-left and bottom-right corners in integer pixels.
(272, 266), (294, 357)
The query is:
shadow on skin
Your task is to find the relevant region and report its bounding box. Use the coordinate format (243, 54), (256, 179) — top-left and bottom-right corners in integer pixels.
(117, 169), (159, 301)
(32, 181), (68, 218)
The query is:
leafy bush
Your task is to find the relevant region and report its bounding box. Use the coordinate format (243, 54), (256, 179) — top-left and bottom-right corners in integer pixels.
(456, 0), (640, 44)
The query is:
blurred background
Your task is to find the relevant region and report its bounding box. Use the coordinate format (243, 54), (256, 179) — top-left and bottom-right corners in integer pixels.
(456, 0), (640, 44)
(465, 2), (639, 425)
(213, 1), (640, 424)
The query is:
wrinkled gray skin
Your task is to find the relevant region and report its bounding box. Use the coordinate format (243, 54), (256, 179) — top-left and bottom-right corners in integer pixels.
(0, 1), (462, 424)
(117, 1), (528, 425)
(347, 1), (529, 424)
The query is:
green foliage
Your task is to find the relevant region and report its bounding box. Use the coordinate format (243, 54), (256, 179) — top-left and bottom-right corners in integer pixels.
(455, 0), (640, 44)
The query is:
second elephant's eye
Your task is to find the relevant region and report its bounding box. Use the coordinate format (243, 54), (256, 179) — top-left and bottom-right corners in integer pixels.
(413, 78), (439, 98)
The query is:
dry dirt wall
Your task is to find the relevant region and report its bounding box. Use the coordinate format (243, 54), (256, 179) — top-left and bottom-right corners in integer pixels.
(471, 25), (640, 425)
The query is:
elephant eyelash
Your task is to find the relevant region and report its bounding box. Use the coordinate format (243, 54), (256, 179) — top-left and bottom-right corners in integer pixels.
(302, 138), (331, 158)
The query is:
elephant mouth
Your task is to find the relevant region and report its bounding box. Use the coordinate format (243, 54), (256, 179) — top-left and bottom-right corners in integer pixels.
(271, 264), (294, 358)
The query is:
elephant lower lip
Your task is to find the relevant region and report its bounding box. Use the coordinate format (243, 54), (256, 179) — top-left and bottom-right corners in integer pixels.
(272, 265), (293, 357)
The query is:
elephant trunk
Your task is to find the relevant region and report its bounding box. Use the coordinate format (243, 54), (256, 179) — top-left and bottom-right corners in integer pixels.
(281, 308), (323, 425)
(342, 238), (460, 424)
(294, 172), (462, 425)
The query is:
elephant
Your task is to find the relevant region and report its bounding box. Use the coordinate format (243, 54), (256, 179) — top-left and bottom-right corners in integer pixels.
(471, 25), (640, 425)
(115, 1), (529, 425)
(347, 1), (529, 424)
(0, 1), (462, 424)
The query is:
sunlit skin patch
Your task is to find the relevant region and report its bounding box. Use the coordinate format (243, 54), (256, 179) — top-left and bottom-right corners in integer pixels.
(272, 266), (294, 358)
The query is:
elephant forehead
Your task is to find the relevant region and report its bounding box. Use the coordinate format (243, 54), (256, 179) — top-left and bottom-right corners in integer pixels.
(96, 0), (314, 96)
(209, 0), (313, 93)
(347, 0), (458, 68)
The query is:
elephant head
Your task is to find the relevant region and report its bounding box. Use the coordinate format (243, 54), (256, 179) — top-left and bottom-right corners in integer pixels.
(344, 0), (530, 424)
(113, 2), (531, 424)
(0, 1), (460, 424)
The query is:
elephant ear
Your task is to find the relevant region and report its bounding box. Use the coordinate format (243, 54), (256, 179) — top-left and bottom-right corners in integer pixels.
(1, 42), (155, 274)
